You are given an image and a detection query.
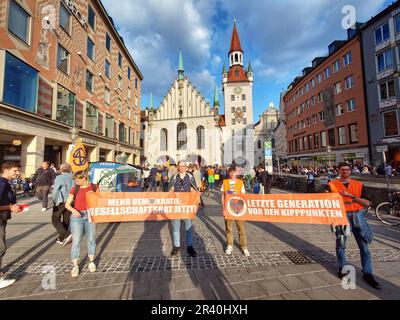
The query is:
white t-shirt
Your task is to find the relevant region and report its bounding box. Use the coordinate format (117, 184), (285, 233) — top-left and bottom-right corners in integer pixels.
(220, 179), (246, 194)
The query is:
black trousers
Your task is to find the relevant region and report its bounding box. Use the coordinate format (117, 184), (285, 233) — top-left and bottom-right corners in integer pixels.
(52, 203), (71, 241)
(0, 220), (7, 273)
(307, 181), (316, 193)
(36, 185), (51, 208)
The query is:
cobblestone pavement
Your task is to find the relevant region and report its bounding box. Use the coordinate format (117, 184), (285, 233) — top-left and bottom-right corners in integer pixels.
(0, 189), (400, 300)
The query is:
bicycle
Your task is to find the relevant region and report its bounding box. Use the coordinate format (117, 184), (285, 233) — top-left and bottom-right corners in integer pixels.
(375, 190), (400, 226)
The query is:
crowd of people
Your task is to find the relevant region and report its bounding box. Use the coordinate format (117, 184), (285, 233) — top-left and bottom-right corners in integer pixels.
(280, 161), (398, 177)
(0, 159), (382, 291)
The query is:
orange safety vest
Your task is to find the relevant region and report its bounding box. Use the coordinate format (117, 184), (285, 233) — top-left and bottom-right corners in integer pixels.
(329, 179), (365, 212)
(223, 179), (244, 195)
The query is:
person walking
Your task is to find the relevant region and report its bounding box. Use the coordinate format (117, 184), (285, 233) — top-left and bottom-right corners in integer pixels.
(192, 164), (205, 207)
(52, 164), (74, 246)
(0, 162), (22, 289)
(326, 162), (380, 289)
(65, 171), (97, 278)
(207, 166), (215, 191)
(31, 161), (56, 212)
(260, 166), (273, 194)
(306, 168), (316, 193)
(221, 166), (250, 257)
(168, 161), (198, 257)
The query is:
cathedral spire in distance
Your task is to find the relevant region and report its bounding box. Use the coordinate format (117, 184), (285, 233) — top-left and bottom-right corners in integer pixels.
(178, 49), (184, 81)
(149, 92), (154, 111)
(213, 85), (220, 107)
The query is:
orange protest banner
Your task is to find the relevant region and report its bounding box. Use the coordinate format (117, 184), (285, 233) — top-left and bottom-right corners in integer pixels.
(224, 193), (349, 226)
(86, 192), (201, 223)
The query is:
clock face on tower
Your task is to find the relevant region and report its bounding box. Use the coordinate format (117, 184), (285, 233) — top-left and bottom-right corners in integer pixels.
(234, 87), (242, 95)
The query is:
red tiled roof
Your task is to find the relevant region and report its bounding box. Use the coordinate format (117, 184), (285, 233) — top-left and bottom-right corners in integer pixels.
(227, 66), (249, 82)
(229, 22), (243, 54)
(218, 115), (226, 127)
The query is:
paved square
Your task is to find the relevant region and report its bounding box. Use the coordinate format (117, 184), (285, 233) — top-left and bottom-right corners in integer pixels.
(0, 189), (399, 300)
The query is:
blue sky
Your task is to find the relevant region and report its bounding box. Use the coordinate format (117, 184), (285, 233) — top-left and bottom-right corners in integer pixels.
(102, 0), (393, 122)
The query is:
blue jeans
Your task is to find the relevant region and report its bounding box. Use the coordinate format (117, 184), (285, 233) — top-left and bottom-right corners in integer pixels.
(70, 211), (96, 261)
(335, 212), (373, 275)
(209, 182), (215, 190)
(172, 219), (193, 248)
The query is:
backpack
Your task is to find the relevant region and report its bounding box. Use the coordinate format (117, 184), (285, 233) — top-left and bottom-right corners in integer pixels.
(71, 184), (97, 208)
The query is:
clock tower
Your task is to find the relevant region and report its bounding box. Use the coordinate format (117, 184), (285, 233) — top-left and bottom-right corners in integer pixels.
(222, 19), (255, 168)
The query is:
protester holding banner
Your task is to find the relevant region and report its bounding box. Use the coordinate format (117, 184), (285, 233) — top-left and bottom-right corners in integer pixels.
(0, 162), (23, 289)
(221, 166), (250, 257)
(168, 161), (198, 257)
(51, 164), (74, 246)
(65, 171), (97, 278)
(326, 162), (380, 290)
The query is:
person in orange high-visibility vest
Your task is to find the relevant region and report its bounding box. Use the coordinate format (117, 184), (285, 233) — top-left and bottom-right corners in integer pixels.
(221, 166), (250, 257)
(326, 162), (380, 290)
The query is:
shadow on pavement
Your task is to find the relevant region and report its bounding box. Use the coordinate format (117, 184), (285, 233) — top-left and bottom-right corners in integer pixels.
(249, 221), (400, 299)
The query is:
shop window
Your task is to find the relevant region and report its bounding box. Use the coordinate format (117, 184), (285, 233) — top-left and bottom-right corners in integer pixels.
(86, 102), (98, 134)
(383, 110), (399, 137)
(56, 85), (75, 126)
(105, 114), (114, 139)
(3, 52), (38, 112)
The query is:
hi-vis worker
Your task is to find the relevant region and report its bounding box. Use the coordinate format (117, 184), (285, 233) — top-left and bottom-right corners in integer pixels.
(221, 166), (250, 257)
(326, 162), (380, 290)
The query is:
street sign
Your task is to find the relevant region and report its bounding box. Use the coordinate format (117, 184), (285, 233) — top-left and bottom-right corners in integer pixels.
(376, 146), (388, 153)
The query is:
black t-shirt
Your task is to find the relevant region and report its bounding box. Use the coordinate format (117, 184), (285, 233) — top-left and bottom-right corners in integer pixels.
(325, 182), (368, 199)
(0, 177), (16, 220)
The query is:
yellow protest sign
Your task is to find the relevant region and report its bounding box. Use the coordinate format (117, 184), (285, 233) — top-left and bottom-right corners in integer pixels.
(69, 138), (89, 173)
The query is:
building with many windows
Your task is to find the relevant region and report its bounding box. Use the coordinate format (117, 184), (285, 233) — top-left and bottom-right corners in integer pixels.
(284, 28), (369, 168)
(273, 91), (288, 167)
(360, 1), (400, 168)
(0, 0), (143, 176)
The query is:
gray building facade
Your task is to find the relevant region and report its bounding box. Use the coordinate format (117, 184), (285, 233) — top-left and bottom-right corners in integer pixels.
(361, 1), (400, 169)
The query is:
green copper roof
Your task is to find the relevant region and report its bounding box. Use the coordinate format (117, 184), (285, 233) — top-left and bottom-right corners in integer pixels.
(149, 92), (154, 110)
(178, 49), (185, 81)
(222, 62), (227, 75)
(247, 60), (253, 73)
(213, 85), (220, 107)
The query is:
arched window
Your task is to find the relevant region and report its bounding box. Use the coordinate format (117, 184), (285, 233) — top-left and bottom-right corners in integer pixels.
(235, 53), (238, 62)
(160, 129), (168, 151)
(258, 140), (262, 149)
(177, 122), (187, 150)
(231, 55), (233, 64)
(196, 126), (205, 150)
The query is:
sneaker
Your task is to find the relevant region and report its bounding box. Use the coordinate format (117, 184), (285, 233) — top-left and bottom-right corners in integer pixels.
(171, 247), (180, 256)
(243, 249), (251, 257)
(363, 274), (381, 290)
(0, 277), (16, 290)
(225, 245), (233, 255)
(56, 238), (63, 245)
(71, 266), (80, 278)
(62, 234), (72, 247)
(88, 262), (97, 273)
(41, 208), (47, 212)
(187, 246), (197, 257)
(338, 267), (348, 280)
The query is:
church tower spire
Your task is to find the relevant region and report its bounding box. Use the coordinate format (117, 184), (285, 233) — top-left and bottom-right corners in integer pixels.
(229, 19), (244, 68)
(213, 85), (220, 107)
(178, 49), (184, 81)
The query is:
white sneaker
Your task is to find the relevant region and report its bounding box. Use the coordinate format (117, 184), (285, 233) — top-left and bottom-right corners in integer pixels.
(0, 277), (16, 290)
(243, 249), (251, 257)
(225, 245), (233, 255)
(71, 266), (80, 278)
(88, 262), (97, 273)
(41, 208), (47, 212)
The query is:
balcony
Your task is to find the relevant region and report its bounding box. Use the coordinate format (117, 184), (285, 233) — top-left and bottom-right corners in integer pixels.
(379, 97), (397, 109)
(377, 67), (395, 81)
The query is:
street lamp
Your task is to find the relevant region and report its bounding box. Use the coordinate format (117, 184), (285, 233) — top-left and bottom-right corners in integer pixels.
(327, 145), (332, 167)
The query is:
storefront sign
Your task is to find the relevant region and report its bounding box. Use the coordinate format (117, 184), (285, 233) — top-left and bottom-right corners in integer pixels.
(62, 0), (88, 29)
(81, 138), (97, 146)
(376, 146), (388, 153)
